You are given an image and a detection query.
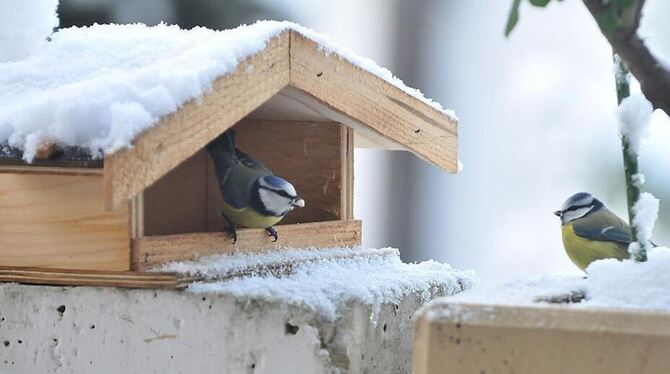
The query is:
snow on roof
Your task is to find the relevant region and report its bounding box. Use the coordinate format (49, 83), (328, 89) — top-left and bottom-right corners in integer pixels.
(0, 0), (58, 63)
(160, 247), (475, 321)
(430, 245), (670, 314)
(0, 20), (454, 162)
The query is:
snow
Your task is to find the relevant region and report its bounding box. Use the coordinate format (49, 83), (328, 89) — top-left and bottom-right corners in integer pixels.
(441, 245), (670, 312)
(617, 93), (654, 155)
(586, 246), (670, 310)
(160, 247), (475, 321)
(631, 172), (646, 187)
(0, 20), (455, 161)
(631, 192), (660, 248)
(0, 0), (58, 63)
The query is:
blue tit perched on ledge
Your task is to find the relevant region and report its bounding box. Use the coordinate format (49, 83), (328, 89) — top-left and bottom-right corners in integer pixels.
(206, 129), (305, 243)
(554, 192), (631, 271)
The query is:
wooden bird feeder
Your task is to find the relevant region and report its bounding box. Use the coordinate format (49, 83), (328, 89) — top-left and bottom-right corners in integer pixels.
(0, 30), (457, 288)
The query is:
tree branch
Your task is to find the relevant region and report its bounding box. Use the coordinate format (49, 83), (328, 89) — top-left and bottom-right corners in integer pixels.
(583, 0), (670, 117)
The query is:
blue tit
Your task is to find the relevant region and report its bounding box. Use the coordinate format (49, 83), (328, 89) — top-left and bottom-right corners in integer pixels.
(554, 192), (631, 272)
(205, 129), (305, 243)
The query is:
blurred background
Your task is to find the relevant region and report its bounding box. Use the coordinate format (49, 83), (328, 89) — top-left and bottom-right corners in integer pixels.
(56, 0), (669, 275)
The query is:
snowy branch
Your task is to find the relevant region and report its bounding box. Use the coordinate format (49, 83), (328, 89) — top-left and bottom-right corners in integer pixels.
(583, 0), (670, 116)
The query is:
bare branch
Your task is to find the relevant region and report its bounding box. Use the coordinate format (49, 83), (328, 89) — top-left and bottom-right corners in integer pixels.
(583, 0), (670, 116)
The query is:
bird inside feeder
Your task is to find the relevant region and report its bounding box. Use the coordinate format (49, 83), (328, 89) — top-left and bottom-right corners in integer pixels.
(206, 130), (305, 243)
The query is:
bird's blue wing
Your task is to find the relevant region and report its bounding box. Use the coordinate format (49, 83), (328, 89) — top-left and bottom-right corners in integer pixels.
(572, 209), (632, 244)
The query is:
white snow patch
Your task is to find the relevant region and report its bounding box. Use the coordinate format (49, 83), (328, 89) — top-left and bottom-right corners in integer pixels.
(447, 274), (587, 307)
(631, 172), (646, 187)
(617, 94), (653, 155)
(586, 246), (670, 311)
(438, 246), (670, 312)
(0, 20), (455, 161)
(161, 247), (475, 321)
(631, 192), (660, 247)
(0, 0), (59, 63)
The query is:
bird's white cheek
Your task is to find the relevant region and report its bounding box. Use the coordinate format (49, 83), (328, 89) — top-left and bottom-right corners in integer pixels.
(563, 207), (593, 223)
(259, 189), (291, 216)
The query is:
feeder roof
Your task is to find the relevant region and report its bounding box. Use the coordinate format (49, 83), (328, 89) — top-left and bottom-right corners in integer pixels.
(0, 21), (458, 208)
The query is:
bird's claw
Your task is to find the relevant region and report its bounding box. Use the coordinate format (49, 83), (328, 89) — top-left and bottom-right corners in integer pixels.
(266, 227), (278, 242)
(226, 226), (238, 244)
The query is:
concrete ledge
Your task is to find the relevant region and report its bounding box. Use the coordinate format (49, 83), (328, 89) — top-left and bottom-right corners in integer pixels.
(413, 302), (670, 374)
(0, 283), (452, 373)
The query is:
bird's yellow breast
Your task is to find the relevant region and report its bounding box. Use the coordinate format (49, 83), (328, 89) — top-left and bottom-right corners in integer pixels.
(561, 223), (629, 271)
(219, 199), (284, 229)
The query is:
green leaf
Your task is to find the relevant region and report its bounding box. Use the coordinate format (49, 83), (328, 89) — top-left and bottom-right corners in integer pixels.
(505, 0), (522, 37)
(529, 0), (551, 6)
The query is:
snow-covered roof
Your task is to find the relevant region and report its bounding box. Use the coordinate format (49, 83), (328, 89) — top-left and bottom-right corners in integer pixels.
(0, 20), (456, 163)
(161, 247), (475, 321)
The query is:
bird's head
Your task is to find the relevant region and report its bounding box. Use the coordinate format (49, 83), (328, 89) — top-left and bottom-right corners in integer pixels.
(553, 192), (604, 225)
(255, 175), (305, 217)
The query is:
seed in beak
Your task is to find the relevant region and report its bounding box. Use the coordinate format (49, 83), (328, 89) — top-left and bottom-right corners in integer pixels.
(293, 197), (305, 208)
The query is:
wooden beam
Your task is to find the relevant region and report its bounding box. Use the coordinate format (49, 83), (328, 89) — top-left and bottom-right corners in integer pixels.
(132, 220), (362, 270)
(0, 165), (102, 176)
(0, 266), (189, 289)
(342, 126), (355, 220)
(288, 30), (458, 172)
(413, 303), (670, 374)
(103, 31), (291, 211)
(0, 173), (130, 271)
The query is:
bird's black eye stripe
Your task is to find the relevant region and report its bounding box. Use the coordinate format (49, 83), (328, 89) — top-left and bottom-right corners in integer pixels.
(259, 186), (294, 199)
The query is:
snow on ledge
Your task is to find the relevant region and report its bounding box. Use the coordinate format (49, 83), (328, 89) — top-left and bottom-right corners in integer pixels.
(161, 247), (475, 321)
(0, 20), (456, 162)
(432, 246), (670, 314)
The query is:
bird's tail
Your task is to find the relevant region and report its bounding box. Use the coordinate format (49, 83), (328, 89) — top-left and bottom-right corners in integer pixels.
(206, 129), (236, 170)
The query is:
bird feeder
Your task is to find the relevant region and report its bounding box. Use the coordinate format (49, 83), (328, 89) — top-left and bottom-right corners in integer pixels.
(0, 27), (457, 288)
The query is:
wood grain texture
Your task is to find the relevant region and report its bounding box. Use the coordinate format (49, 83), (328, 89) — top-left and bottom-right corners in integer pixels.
(132, 219), (362, 270)
(0, 165), (102, 176)
(413, 303), (670, 374)
(0, 173), (130, 270)
(104, 32), (290, 210)
(143, 151), (208, 235)
(0, 266), (188, 289)
(104, 28), (458, 210)
(288, 30), (458, 172)
(342, 126), (355, 220)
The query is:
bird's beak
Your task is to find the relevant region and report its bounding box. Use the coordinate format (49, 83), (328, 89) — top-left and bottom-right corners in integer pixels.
(553, 210), (562, 217)
(292, 197), (305, 208)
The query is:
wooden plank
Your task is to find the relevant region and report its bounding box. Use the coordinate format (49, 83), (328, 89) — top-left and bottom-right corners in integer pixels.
(132, 219), (362, 270)
(288, 30), (458, 173)
(103, 31), (291, 211)
(342, 126), (355, 220)
(0, 164), (102, 176)
(0, 266), (189, 289)
(131, 192), (145, 239)
(205, 119), (344, 230)
(250, 86), (407, 151)
(143, 151), (208, 236)
(0, 173), (130, 270)
(413, 303), (670, 374)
